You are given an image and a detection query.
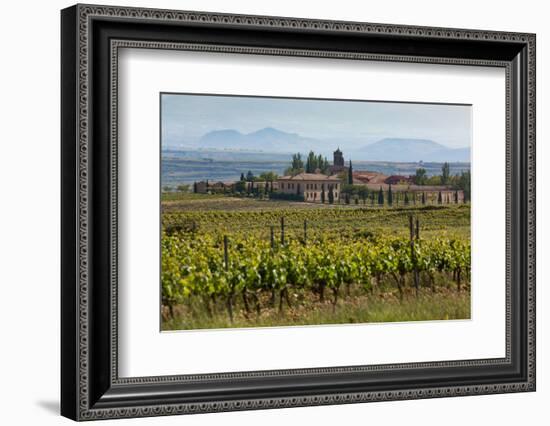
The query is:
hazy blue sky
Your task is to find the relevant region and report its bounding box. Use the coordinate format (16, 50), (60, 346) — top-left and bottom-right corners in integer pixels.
(161, 93), (471, 149)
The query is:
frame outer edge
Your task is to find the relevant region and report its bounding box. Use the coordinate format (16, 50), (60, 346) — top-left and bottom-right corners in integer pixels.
(67, 4), (536, 421)
(61, 4), (80, 422)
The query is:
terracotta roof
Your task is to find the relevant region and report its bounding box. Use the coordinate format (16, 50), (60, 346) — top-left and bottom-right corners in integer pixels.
(385, 175), (413, 184)
(362, 183), (457, 191)
(278, 173), (341, 181)
(352, 171), (388, 184)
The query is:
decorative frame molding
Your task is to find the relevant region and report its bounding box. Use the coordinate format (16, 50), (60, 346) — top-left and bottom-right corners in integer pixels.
(61, 4), (535, 421)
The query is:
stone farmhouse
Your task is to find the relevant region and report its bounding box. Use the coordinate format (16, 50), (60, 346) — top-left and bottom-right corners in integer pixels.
(351, 171), (464, 203)
(277, 173), (342, 202)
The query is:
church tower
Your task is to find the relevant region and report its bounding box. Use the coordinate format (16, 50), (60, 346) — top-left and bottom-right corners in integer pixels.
(333, 148), (344, 168)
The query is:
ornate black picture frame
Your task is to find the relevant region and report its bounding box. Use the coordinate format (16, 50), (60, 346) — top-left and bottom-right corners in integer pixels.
(61, 4), (536, 421)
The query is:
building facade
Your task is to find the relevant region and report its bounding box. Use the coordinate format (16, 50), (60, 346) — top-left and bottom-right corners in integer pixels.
(277, 172), (341, 202)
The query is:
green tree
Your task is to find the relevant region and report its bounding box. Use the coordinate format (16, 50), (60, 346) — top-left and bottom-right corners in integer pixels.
(457, 170), (471, 202)
(240, 172), (245, 181)
(328, 186), (334, 204)
(441, 162), (450, 185)
(321, 187), (326, 203)
(305, 151), (317, 173)
(438, 191), (443, 204)
(259, 171), (278, 182)
(176, 184), (190, 192)
(358, 186), (369, 203)
(378, 187), (384, 205)
(426, 175), (442, 185)
(421, 192), (426, 205)
(285, 153), (305, 176)
(340, 183), (355, 198)
(348, 160), (353, 184)
(246, 170), (255, 181)
(193, 182), (197, 193)
(323, 156), (329, 173)
(414, 168), (427, 185)
(388, 184), (393, 206)
(404, 192), (409, 205)
(292, 153), (304, 169)
(234, 180), (246, 193)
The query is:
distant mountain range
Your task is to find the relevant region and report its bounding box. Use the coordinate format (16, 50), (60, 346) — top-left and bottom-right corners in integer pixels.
(197, 128), (470, 163)
(199, 127), (316, 153)
(358, 138), (471, 162)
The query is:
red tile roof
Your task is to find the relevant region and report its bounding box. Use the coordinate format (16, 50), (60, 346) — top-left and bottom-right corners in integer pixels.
(278, 173), (341, 181)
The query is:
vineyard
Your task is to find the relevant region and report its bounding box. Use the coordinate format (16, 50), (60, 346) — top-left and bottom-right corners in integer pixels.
(161, 198), (471, 330)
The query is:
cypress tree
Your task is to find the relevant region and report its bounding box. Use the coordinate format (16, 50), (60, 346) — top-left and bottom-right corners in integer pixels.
(348, 160), (353, 185)
(240, 172), (245, 181)
(378, 186), (384, 205)
(422, 192), (426, 205)
(388, 184), (393, 206)
(454, 190), (459, 203)
(193, 181), (197, 193)
(321, 187), (326, 203)
(404, 192), (409, 205)
(328, 186), (334, 204)
(441, 162), (450, 185)
(438, 191), (443, 204)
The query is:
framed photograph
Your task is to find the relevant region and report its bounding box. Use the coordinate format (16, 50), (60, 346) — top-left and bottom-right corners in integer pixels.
(61, 4), (536, 421)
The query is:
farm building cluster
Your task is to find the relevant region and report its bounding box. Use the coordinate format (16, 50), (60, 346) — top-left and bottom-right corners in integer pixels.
(192, 149), (465, 204)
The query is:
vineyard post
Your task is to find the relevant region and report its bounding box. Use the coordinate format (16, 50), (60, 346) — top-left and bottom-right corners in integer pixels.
(223, 235), (229, 270)
(280, 216), (285, 246)
(415, 217), (420, 293)
(223, 235), (234, 323)
(409, 215), (419, 296)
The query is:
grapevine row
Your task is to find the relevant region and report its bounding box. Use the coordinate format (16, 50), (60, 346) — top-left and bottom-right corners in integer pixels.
(161, 232), (470, 321)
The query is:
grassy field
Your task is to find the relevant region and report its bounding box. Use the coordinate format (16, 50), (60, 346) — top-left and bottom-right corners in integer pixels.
(161, 193), (471, 331)
(163, 284), (470, 331)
